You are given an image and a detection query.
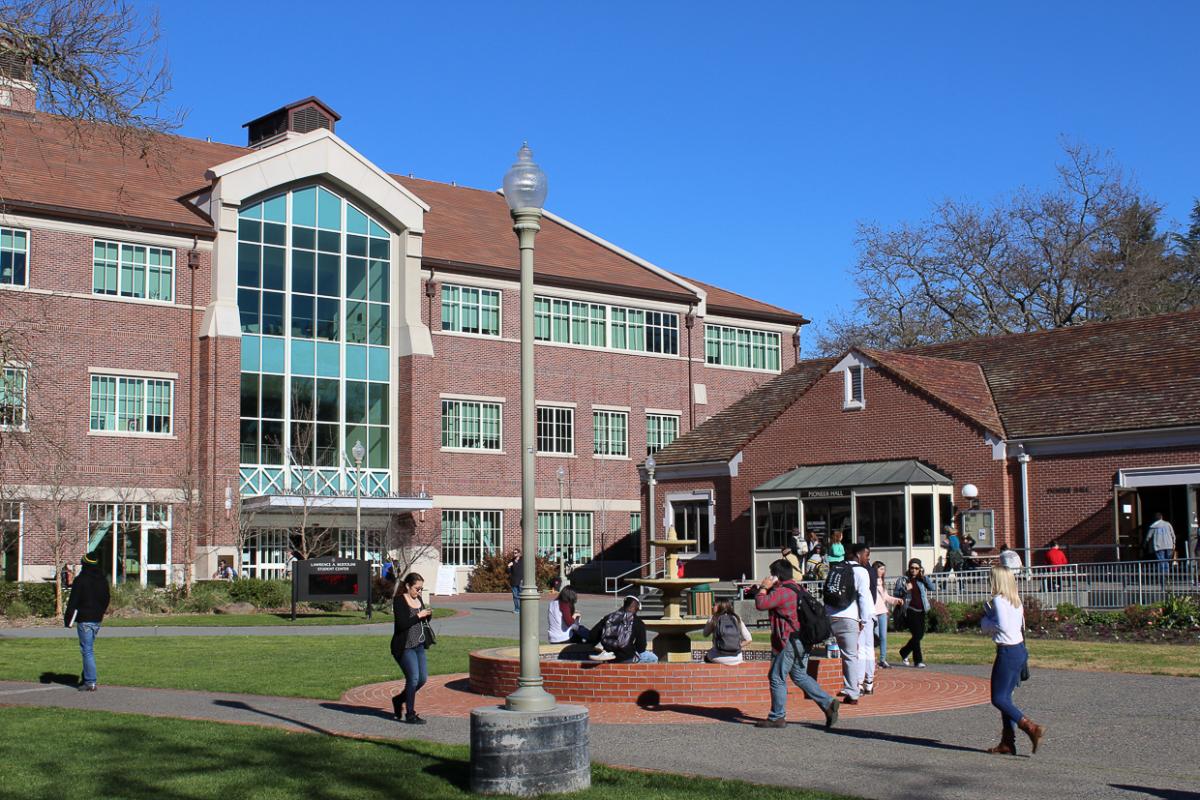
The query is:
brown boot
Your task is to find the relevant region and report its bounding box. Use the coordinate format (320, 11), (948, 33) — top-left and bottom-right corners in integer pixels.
(986, 726), (1016, 755)
(1017, 717), (1045, 753)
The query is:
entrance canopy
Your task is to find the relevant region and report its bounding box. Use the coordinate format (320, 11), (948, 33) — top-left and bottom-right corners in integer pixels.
(753, 459), (952, 493)
(241, 494), (433, 517)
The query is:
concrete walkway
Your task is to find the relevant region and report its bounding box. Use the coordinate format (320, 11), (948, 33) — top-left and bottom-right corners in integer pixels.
(1, 665), (1196, 800)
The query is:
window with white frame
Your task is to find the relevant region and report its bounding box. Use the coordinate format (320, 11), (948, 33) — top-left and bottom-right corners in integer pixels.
(0, 227), (29, 287)
(1, 367), (26, 429)
(441, 284), (501, 336)
(92, 240), (175, 301)
(89, 375), (173, 433)
(241, 529), (289, 579)
(1, 502), (20, 582)
(704, 324), (781, 371)
(646, 413), (679, 455)
(534, 295), (679, 356)
(441, 509), (501, 566)
(536, 405), (574, 454)
(537, 511), (593, 562)
(673, 499), (711, 555)
(592, 409), (628, 457)
(845, 364), (864, 408)
(338, 529), (385, 563)
(441, 399), (502, 451)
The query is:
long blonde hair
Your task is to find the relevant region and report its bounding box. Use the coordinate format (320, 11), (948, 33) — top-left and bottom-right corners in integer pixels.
(988, 565), (1021, 608)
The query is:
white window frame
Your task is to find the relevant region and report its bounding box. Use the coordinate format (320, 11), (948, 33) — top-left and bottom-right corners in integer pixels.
(1, 501), (22, 582)
(440, 509), (502, 566)
(536, 404), (575, 455)
(440, 399), (503, 452)
(88, 374), (174, 436)
(92, 239), (176, 303)
(85, 502), (173, 586)
(845, 364), (865, 409)
(0, 226), (30, 289)
(704, 323), (782, 372)
(0, 366), (27, 431)
(645, 413), (680, 455)
(536, 510), (593, 562)
(592, 408), (629, 458)
(241, 529), (289, 580)
(441, 283), (502, 337)
(534, 294), (680, 356)
(337, 529), (385, 563)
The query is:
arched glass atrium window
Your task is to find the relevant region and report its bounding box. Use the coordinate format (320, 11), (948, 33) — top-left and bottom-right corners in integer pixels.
(237, 186), (392, 497)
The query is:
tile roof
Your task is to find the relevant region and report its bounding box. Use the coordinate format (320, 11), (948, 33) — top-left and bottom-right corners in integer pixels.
(679, 276), (806, 325)
(860, 349), (1005, 436)
(651, 358), (834, 466)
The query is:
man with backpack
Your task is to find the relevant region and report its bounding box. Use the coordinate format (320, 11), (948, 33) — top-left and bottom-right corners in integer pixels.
(587, 595), (658, 663)
(824, 542), (874, 704)
(753, 559), (839, 729)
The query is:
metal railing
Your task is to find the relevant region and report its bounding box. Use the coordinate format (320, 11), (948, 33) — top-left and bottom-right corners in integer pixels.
(604, 555), (665, 606)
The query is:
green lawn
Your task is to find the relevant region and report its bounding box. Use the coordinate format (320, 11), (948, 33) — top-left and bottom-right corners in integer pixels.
(0, 634), (509, 699)
(0, 707), (854, 800)
(106, 607), (455, 627)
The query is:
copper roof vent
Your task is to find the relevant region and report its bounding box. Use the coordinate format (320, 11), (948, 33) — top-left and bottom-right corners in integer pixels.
(243, 97), (341, 148)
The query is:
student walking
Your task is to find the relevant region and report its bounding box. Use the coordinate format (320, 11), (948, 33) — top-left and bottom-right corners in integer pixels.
(981, 565), (1046, 755)
(1146, 513), (1176, 576)
(825, 543), (873, 703)
(894, 558), (934, 668)
(753, 559), (839, 728)
(391, 572), (432, 724)
(64, 551), (110, 691)
(871, 561), (902, 668)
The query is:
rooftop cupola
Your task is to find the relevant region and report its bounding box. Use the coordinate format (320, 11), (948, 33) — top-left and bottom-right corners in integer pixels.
(243, 96), (340, 149)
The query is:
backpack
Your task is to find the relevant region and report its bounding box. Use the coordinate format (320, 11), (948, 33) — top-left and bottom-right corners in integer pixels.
(786, 584), (832, 647)
(823, 561), (859, 610)
(713, 613), (742, 654)
(600, 611), (636, 651)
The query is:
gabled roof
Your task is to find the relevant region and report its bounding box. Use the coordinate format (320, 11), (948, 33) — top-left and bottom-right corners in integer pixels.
(651, 358), (834, 466)
(860, 349), (1005, 436)
(754, 459), (951, 493)
(243, 96), (341, 128)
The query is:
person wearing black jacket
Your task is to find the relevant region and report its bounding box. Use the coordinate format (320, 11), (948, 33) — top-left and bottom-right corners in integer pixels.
(586, 595), (658, 662)
(63, 552), (110, 691)
(391, 572), (432, 724)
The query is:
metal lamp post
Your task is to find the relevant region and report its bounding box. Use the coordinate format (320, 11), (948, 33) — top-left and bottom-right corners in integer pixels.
(503, 143), (555, 712)
(557, 465), (567, 587)
(352, 440), (365, 561)
(646, 454), (657, 571)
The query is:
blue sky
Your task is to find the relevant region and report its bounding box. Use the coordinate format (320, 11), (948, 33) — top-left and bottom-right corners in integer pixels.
(157, 1), (1199, 341)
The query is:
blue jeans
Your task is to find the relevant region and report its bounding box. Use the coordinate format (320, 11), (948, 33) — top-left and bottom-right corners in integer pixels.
(398, 646), (429, 715)
(77, 622), (100, 686)
(875, 613), (889, 662)
(768, 638), (833, 721)
(1155, 550), (1173, 575)
(990, 642), (1027, 733)
(634, 651), (658, 663)
(512, 584), (521, 612)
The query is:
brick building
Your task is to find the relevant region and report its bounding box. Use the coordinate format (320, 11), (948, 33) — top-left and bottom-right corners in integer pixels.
(0, 92), (805, 587)
(649, 311), (1200, 579)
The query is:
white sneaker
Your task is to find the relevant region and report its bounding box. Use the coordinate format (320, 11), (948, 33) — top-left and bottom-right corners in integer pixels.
(916, 662), (927, 669)
(589, 650), (616, 662)
(902, 656), (912, 666)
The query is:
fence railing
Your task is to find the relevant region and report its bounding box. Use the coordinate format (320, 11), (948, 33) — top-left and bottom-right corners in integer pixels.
(604, 555), (665, 605)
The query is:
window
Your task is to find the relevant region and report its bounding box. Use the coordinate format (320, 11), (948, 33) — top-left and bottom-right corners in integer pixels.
(441, 400), (502, 451)
(845, 364), (864, 408)
(592, 409), (628, 457)
(755, 499), (798, 551)
(241, 529), (288, 579)
(534, 295), (679, 355)
(338, 529), (384, 563)
(1, 367), (26, 429)
(911, 494), (934, 547)
(441, 510), (501, 566)
(536, 406), (574, 454)
(537, 511), (593, 562)
(1, 502), (20, 582)
(92, 240), (174, 301)
(855, 494), (904, 548)
(646, 414), (679, 455)
(0, 227), (29, 287)
(89, 375), (173, 434)
(673, 500), (711, 555)
(704, 324), (781, 371)
(86, 503), (171, 586)
(441, 284), (501, 336)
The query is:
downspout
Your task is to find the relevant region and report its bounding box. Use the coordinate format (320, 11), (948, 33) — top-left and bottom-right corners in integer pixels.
(685, 309), (696, 431)
(1017, 445), (1032, 568)
(187, 243), (199, 586)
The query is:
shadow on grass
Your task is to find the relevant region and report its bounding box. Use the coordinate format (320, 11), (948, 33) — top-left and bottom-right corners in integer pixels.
(1110, 786), (1200, 800)
(38, 672), (79, 686)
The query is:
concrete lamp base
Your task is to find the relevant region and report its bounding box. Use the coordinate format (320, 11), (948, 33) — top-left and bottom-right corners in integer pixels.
(470, 704), (591, 796)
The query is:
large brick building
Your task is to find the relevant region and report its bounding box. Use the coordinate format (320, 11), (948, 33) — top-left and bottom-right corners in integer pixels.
(649, 311), (1200, 579)
(0, 91), (805, 587)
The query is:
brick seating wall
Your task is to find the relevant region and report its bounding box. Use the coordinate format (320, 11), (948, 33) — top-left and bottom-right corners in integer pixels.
(469, 649), (843, 705)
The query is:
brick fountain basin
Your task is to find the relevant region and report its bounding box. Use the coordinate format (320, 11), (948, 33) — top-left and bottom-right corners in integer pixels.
(469, 643), (842, 706)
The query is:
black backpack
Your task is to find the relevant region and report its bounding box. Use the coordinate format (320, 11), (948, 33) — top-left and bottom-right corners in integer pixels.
(823, 561), (859, 610)
(713, 613), (742, 654)
(786, 584), (832, 647)
(600, 611), (636, 651)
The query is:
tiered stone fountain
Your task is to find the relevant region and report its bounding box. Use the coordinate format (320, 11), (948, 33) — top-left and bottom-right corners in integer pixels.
(628, 525), (712, 662)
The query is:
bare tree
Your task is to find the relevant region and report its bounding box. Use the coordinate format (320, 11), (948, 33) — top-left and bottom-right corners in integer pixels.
(817, 143), (1194, 354)
(281, 399), (335, 561)
(171, 460), (200, 592)
(0, 0), (182, 133)
(382, 512), (441, 578)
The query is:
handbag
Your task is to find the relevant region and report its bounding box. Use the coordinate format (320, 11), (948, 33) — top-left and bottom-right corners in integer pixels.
(1019, 656), (1030, 682)
(421, 618), (437, 648)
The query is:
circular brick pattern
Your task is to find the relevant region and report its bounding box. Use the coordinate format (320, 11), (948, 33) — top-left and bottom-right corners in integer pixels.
(341, 667), (991, 726)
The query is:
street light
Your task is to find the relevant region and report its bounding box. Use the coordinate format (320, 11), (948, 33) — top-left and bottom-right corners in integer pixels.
(352, 439), (365, 562)
(502, 143), (555, 713)
(646, 454), (657, 572)
(557, 465), (567, 587)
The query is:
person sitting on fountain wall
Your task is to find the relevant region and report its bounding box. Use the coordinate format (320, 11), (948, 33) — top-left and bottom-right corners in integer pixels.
(548, 586), (590, 644)
(703, 599), (753, 665)
(587, 595), (658, 663)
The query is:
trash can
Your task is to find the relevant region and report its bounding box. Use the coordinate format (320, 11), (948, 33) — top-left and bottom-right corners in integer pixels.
(689, 584), (714, 617)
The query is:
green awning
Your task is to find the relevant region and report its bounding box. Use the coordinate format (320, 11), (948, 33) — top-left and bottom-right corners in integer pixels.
(753, 459), (951, 493)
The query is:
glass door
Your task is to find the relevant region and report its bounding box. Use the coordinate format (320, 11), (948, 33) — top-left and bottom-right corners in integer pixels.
(117, 506), (142, 585)
(143, 505), (170, 587)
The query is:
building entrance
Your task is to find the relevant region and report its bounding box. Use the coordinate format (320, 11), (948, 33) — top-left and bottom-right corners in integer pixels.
(802, 498), (851, 544)
(1116, 484), (1191, 560)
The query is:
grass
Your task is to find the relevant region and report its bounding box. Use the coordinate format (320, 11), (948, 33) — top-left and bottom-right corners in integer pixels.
(0, 707), (855, 800)
(105, 607), (456, 627)
(747, 630), (1200, 677)
(0, 634), (510, 699)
